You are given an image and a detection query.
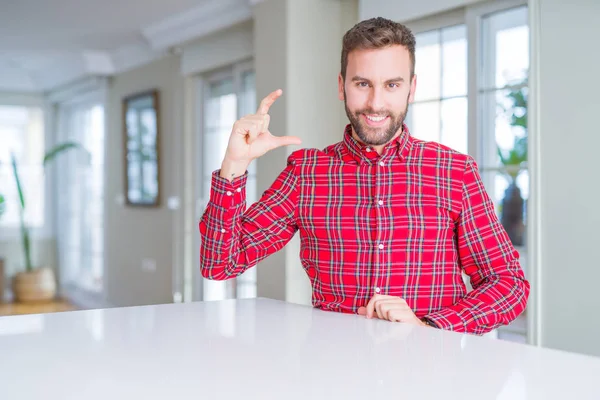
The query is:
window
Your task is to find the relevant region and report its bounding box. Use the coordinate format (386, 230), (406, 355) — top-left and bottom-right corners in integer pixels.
(406, 24), (468, 154)
(406, 1), (529, 343)
(479, 6), (529, 253)
(56, 104), (105, 292)
(200, 62), (257, 301)
(0, 106), (45, 229)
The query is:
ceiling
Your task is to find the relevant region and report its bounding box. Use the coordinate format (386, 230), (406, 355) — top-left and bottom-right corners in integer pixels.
(0, 0), (254, 93)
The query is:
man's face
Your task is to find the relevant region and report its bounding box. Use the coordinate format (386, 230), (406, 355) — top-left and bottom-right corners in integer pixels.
(339, 45), (417, 146)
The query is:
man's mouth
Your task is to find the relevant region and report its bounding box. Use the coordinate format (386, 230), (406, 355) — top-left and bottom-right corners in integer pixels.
(362, 114), (389, 127)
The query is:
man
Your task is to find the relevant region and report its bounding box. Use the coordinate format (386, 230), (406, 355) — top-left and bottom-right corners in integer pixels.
(199, 17), (530, 334)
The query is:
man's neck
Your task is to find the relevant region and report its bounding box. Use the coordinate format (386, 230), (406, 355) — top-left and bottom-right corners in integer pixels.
(351, 128), (403, 155)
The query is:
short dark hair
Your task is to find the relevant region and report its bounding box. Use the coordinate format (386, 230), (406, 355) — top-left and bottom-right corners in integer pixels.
(341, 17), (416, 80)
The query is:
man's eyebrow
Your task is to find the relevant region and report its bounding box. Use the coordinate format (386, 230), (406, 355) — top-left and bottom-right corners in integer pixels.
(351, 75), (371, 83)
(384, 76), (405, 84)
(350, 76), (405, 84)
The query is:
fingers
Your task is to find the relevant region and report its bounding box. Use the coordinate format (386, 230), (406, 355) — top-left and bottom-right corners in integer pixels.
(365, 295), (378, 319)
(257, 89), (282, 115)
(365, 295), (394, 318)
(362, 295), (413, 322)
(234, 115), (271, 144)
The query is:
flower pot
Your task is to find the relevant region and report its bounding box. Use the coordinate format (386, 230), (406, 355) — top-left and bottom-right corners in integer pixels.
(12, 267), (57, 303)
(500, 181), (525, 247)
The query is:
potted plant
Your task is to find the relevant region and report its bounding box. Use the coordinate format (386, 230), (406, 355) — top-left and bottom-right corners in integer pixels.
(497, 80), (527, 246)
(9, 142), (88, 303)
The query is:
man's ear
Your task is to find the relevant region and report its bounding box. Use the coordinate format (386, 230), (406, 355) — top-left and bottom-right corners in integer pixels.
(338, 73), (345, 101)
(408, 74), (417, 104)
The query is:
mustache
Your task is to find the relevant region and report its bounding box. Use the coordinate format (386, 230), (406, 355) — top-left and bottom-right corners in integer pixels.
(354, 109), (393, 116)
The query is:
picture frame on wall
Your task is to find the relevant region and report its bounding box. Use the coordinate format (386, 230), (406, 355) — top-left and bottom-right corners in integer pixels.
(122, 89), (160, 207)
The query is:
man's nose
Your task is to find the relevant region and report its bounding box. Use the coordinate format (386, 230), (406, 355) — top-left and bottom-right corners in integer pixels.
(367, 86), (385, 111)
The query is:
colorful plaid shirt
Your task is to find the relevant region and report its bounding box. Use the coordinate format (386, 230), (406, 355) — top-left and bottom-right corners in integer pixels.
(199, 124), (530, 334)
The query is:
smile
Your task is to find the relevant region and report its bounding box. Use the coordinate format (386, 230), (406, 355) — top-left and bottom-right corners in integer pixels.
(362, 114), (389, 126)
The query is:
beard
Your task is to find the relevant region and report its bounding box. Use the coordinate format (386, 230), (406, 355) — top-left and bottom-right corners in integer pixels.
(344, 91), (410, 146)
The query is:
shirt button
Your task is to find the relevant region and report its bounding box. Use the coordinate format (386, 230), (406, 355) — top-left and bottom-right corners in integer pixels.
(236, 188), (241, 193)
(221, 228), (226, 233)
(226, 191), (232, 196)
(365, 147), (372, 152)
(375, 287), (381, 294)
(379, 161), (385, 167)
(378, 244), (384, 250)
(378, 200), (384, 206)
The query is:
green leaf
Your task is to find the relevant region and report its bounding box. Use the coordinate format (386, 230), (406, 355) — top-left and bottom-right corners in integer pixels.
(10, 153), (26, 210)
(43, 142), (90, 167)
(10, 152), (33, 271)
(0, 192), (5, 218)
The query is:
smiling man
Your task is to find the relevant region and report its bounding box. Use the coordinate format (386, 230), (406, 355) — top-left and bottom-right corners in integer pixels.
(199, 17), (529, 334)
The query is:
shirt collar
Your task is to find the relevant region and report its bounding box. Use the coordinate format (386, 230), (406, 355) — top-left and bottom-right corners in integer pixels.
(342, 123), (412, 165)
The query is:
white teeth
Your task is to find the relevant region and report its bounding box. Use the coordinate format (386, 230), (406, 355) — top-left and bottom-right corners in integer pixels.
(366, 115), (386, 122)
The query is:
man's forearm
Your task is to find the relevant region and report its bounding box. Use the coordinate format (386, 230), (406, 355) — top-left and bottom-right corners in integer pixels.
(422, 262), (530, 334)
(199, 171), (249, 280)
(220, 157), (250, 182)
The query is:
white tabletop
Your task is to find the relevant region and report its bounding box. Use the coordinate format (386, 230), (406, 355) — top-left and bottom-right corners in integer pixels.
(1, 298), (599, 399)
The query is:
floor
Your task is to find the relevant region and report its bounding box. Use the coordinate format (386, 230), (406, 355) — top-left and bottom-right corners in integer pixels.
(0, 298), (77, 317)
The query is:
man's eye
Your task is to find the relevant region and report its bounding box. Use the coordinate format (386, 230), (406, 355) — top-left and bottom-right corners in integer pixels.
(388, 83), (399, 88)
(357, 82), (369, 87)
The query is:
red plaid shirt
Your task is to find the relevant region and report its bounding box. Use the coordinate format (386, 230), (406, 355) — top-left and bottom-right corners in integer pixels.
(199, 124), (530, 334)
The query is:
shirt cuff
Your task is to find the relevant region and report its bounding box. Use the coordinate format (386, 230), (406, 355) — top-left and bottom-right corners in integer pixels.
(209, 169), (248, 209)
(422, 308), (463, 331)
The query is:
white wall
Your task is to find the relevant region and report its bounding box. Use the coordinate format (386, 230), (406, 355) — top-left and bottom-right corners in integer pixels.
(253, 0), (290, 301)
(532, 0), (600, 357)
(104, 55), (184, 307)
(181, 21), (253, 76)
(253, 0), (358, 304)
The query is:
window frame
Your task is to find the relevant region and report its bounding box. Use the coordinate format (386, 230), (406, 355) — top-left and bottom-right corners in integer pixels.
(50, 80), (109, 308)
(404, 0), (528, 166)
(192, 58), (256, 302)
(405, 0), (532, 343)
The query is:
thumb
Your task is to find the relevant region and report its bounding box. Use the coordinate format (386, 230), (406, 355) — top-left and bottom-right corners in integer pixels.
(267, 134), (302, 150)
(357, 307), (367, 316)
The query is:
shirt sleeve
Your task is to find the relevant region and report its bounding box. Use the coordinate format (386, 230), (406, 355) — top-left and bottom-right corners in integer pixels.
(199, 156), (299, 280)
(423, 157), (530, 334)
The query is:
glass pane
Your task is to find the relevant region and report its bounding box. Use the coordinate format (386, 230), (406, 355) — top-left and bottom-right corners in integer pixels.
(481, 6), (529, 89)
(203, 279), (228, 302)
(480, 88), (528, 169)
(236, 281), (257, 299)
(246, 175), (257, 206)
(208, 78), (234, 98)
(441, 25), (467, 98)
(204, 79), (237, 188)
(0, 106), (45, 228)
(409, 101), (441, 143)
(200, 68), (258, 301)
(203, 132), (229, 182)
(205, 78), (236, 131)
(414, 30), (441, 102)
(58, 104), (104, 292)
(440, 97), (468, 154)
(239, 70), (256, 117)
(481, 169), (528, 250)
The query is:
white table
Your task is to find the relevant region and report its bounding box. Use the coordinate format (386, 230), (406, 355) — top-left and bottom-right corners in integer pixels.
(1, 298), (599, 399)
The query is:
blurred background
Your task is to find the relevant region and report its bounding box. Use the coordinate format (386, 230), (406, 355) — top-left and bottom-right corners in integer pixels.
(0, 0), (598, 357)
